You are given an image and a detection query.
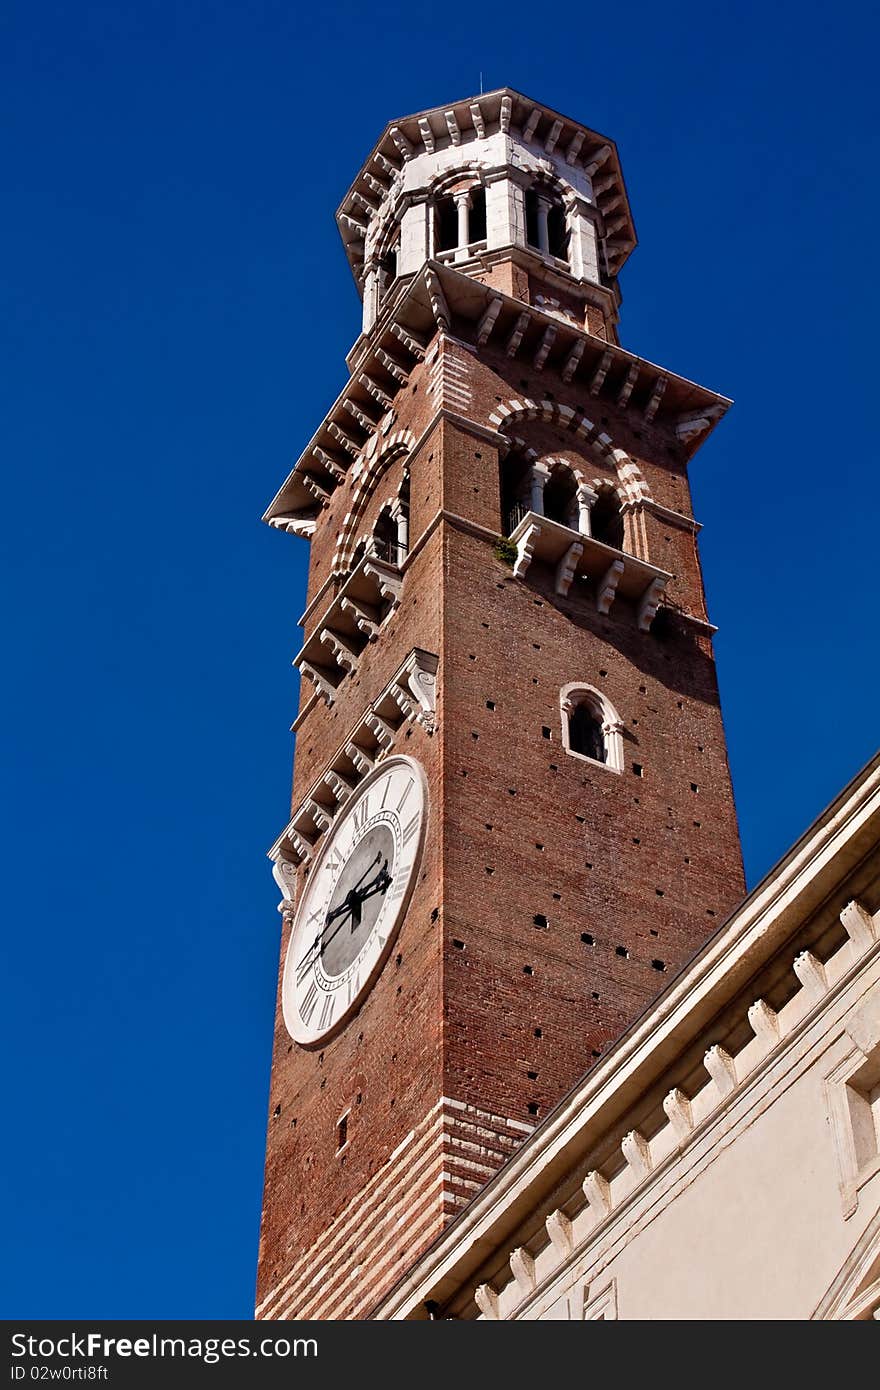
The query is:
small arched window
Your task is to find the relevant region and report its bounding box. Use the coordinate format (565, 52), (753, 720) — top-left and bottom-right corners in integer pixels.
(560, 683), (625, 773)
(569, 704), (605, 763)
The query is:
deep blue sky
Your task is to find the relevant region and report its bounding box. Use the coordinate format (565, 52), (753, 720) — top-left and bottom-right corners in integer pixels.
(2, 1), (877, 1318)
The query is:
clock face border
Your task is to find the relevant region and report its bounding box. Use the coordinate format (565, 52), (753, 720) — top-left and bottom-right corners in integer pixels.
(281, 755), (428, 1049)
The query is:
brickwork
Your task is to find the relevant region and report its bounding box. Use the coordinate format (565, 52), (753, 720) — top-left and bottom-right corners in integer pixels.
(257, 93), (744, 1321)
(440, 519), (742, 1126)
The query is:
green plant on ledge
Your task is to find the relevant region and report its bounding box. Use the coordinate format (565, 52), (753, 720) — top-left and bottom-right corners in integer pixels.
(493, 536), (518, 567)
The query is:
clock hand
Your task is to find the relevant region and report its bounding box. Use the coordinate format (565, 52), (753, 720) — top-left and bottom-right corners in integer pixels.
(325, 898), (356, 926)
(299, 884), (367, 973)
(353, 864), (392, 905)
(351, 850), (382, 892)
(297, 902), (350, 976)
(314, 853), (384, 939)
(297, 856), (391, 975)
(296, 909), (351, 981)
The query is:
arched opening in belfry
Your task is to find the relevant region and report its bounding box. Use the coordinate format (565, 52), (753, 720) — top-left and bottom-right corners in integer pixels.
(543, 466), (578, 528)
(590, 488), (625, 550)
(377, 241), (398, 300)
(468, 188), (487, 244)
(436, 196), (458, 253)
(525, 187), (569, 263)
(525, 188), (540, 249)
(371, 508), (398, 564)
(500, 452), (532, 535)
(547, 203), (570, 262)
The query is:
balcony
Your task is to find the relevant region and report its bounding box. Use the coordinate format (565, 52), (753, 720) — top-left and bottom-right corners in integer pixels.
(508, 511), (670, 631)
(435, 239), (488, 266)
(293, 551), (404, 704)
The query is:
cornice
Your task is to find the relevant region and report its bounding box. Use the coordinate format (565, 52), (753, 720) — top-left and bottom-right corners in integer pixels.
(263, 263), (732, 533)
(334, 88), (637, 289)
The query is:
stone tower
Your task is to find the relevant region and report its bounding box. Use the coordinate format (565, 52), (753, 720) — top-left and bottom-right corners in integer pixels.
(255, 89), (745, 1321)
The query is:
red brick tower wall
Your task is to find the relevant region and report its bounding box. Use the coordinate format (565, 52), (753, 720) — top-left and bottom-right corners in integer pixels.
(256, 93), (745, 1321)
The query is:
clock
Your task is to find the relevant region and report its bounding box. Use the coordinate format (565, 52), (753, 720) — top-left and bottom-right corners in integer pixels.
(282, 755), (427, 1047)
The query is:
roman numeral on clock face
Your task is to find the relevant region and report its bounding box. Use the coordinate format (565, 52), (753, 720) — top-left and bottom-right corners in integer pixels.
(319, 993), (336, 1032)
(325, 847), (344, 883)
(300, 981), (319, 1025)
(401, 812), (420, 849)
(396, 778), (415, 814)
(296, 952), (315, 986)
(352, 795), (370, 833)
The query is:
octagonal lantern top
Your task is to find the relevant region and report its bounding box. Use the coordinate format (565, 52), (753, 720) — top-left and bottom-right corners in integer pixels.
(335, 88), (637, 295)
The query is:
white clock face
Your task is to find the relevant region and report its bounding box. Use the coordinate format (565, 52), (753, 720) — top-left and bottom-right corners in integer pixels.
(282, 756), (427, 1047)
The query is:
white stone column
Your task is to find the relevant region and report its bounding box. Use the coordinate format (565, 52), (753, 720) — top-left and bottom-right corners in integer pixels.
(391, 500), (408, 564)
(453, 191), (471, 262)
(536, 195), (551, 255)
(577, 484), (597, 536)
(530, 462), (551, 514)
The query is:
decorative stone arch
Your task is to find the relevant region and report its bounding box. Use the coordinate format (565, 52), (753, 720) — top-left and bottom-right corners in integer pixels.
(501, 433), (538, 466)
(372, 208), (402, 262)
(428, 163), (486, 199)
(560, 681), (625, 773)
(489, 395), (652, 505)
(541, 454), (586, 484)
(524, 165), (578, 204)
(334, 430), (414, 572)
(588, 473), (626, 504)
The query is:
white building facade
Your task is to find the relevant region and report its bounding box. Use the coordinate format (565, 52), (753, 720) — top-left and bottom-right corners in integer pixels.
(376, 754), (880, 1321)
